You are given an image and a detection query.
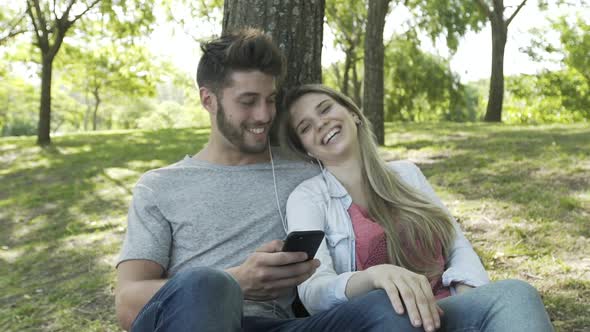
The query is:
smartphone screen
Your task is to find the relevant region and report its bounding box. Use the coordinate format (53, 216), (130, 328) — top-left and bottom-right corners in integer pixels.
(282, 230), (325, 261)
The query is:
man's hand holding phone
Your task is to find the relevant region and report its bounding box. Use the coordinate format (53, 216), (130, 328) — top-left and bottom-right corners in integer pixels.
(226, 238), (321, 301)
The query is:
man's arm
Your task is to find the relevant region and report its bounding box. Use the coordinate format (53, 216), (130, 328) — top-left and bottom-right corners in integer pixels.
(115, 260), (167, 331)
(115, 242), (319, 330)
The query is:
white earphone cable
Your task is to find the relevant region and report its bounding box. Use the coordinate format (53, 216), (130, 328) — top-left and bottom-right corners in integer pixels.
(269, 142), (288, 233)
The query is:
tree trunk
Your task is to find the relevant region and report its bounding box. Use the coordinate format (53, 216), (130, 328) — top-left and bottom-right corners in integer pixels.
(223, 0), (325, 144)
(92, 88), (101, 131)
(363, 0), (390, 145)
(223, 0), (324, 90)
(352, 58), (362, 107)
(37, 55), (53, 146)
(341, 49), (352, 96)
(484, 17), (507, 122)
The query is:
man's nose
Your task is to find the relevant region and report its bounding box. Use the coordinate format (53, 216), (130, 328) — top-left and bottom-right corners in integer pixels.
(252, 101), (273, 123)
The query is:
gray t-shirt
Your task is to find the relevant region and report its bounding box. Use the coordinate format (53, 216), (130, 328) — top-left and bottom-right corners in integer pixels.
(117, 153), (319, 319)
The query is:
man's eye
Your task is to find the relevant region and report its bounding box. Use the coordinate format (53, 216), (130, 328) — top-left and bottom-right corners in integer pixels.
(300, 126), (310, 134)
(321, 105), (331, 114)
(241, 100), (255, 107)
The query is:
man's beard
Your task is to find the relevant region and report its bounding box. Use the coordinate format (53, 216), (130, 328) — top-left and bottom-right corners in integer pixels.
(216, 103), (269, 154)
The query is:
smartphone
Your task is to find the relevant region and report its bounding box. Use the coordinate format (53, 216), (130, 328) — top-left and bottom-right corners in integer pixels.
(282, 230), (325, 261)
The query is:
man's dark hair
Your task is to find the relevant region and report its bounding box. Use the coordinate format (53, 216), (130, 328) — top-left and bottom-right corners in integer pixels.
(196, 28), (285, 94)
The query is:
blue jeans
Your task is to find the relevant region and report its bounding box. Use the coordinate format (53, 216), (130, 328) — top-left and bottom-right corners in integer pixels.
(131, 267), (554, 332)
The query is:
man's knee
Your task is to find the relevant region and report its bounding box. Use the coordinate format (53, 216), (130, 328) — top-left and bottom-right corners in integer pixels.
(172, 267), (242, 301)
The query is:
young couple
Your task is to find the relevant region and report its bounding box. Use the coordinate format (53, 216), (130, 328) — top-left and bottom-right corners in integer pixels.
(114, 28), (553, 331)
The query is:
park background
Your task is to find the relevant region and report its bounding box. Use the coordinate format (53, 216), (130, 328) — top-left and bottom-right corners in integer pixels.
(1, 0), (589, 331)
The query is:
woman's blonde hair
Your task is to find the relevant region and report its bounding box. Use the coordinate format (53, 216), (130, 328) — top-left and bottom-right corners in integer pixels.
(279, 84), (456, 279)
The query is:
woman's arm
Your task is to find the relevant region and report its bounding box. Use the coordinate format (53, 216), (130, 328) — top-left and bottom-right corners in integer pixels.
(286, 184), (356, 314)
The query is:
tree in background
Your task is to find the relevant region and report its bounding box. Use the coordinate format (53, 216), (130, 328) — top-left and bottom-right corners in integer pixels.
(58, 40), (158, 131)
(506, 12), (590, 123)
(325, 0), (366, 106)
(384, 34), (476, 122)
(474, 0), (528, 122)
(364, 0), (391, 145)
(3, 0), (156, 146)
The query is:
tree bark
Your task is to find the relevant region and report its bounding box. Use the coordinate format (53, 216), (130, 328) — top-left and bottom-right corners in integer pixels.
(222, 0), (324, 90)
(37, 55), (53, 146)
(223, 0), (325, 144)
(363, 0), (390, 145)
(479, 0), (527, 122)
(484, 16), (507, 122)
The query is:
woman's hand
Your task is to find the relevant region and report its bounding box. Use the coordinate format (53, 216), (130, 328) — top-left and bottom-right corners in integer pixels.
(366, 264), (442, 332)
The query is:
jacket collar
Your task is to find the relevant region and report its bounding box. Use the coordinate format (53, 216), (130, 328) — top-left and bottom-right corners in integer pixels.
(321, 168), (350, 198)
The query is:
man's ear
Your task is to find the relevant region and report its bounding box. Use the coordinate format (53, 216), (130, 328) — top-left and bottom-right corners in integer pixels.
(199, 87), (217, 114)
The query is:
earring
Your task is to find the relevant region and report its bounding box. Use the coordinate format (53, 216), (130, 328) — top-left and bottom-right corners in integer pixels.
(307, 152), (314, 158)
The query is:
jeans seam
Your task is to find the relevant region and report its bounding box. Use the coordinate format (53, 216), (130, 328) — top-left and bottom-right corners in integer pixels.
(131, 300), (162, 331)
(449, 327), (480, 332)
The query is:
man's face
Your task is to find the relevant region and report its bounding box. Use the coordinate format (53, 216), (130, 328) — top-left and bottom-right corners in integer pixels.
(214, 71), (277, 154)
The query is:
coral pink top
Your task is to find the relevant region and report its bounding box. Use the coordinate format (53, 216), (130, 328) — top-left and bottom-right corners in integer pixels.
(348, 203), (451, 299)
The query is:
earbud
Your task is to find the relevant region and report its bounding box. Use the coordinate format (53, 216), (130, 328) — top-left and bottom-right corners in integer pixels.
(352, 114), (361, 125)
(307, 152), (314, 158)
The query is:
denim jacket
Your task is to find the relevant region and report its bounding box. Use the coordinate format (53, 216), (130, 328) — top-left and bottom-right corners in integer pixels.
(285, 160), (490, 315)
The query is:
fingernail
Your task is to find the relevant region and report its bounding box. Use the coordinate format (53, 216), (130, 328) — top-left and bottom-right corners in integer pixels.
(426, 325), (433, 332)
(413, 319), (421, 326)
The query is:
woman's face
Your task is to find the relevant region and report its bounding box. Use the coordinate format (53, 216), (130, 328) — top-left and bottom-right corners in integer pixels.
(288, 92), (359, 162)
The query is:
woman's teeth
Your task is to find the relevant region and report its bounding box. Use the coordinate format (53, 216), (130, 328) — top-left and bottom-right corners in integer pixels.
(247, 127), (265, 134)
(322, 128), (341, 144)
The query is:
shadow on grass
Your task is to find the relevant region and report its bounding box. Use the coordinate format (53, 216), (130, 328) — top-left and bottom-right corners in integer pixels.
(1, 128), (210, 330)
(385, 125), (590, 237)
(1, 128), (209, 248)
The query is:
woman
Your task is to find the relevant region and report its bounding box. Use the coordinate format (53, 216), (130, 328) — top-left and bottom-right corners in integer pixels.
(279, 84), (553, 332)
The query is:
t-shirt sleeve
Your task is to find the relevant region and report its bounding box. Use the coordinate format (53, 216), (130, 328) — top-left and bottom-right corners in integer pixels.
(116, 182), (171, 271)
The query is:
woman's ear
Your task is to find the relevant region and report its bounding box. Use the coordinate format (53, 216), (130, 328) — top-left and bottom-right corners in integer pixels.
(352, 114), (361, 125)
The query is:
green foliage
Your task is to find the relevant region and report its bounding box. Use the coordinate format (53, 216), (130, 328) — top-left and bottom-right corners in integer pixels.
(504, 71), (588, 124)
(383, 35), (478, 122)
(502, 12), (590, 124)
(0, 74), (38, 136)
(405, 0), (486, 52)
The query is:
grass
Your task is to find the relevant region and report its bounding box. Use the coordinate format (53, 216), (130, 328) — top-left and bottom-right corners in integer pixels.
(1, 123), (589, 331)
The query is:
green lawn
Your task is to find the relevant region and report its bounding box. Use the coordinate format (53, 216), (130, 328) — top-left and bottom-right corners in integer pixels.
(1, 123), (589, 331)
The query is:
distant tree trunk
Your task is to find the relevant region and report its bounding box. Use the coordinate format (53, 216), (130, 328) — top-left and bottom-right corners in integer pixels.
(476, 0), (527, 122)
(38, 55), (53, 145)
(363, 0), (390, 145)
(352, 57), (362, 106)
(223, 0), (325, 143)
(84, 90), (91, 131)
(331, 62), (342, 89)
(341, 47), (352, 96)
(92, 87), (101, 131)
(485, 17), (506, 122)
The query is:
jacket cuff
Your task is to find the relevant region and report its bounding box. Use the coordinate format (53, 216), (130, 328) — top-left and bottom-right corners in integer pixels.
(442, 267), (490, 288)
(334, 271), (356, 302)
